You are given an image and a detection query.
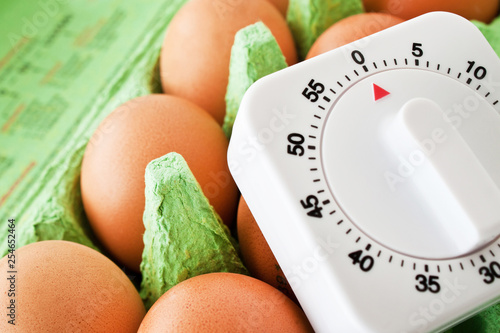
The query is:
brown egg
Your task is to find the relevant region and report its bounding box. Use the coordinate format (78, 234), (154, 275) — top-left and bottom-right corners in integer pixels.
(237, 196), (298, 304)
(160, 0), (297, 125)
(0, 240), (145, 332)
(138, 273), (314, 332)
(81, 94), (238, 271)
(266, 0), (289, 16)
(307, 13), (405, 59)
(363, 0), (499, 23)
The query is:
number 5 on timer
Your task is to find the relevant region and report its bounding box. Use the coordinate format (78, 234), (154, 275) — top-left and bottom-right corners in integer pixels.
(229, 12), (500, 332)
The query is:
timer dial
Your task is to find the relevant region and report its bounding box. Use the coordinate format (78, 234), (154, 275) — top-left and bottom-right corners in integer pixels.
(322, 68), (500, 259)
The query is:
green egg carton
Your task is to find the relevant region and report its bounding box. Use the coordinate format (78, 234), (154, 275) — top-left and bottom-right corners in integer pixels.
(1, 0), (500, 331)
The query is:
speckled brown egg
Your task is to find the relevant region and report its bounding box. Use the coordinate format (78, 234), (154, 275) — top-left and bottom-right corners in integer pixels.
(0, 240), (145, 332)
(138, 273), (313, 332)
(81, 94), (239, 271)
(160, 0), (297, 125)
(307, 13), (405, 59)
(237, 196), (298, 304)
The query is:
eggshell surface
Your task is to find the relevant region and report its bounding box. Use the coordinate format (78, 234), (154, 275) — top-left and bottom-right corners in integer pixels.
(138, 272), (314, 332)
(266, 0), (289, 16)
(363, 0), (499, 23)
(81, 94), (238, 271)
(307, 13), (405, 59)
(0, 240), (145, 332)
(160, 0), (297, 125)
(237, 196), (297, 303)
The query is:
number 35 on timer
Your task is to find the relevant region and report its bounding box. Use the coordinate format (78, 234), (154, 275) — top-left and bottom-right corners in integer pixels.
(229, 12), (500, 333)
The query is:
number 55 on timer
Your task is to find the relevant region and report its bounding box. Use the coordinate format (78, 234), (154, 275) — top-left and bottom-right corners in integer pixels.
(228, 12), (500, 333)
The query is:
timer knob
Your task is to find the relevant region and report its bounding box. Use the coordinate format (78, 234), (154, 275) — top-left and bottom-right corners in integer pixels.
(385, 97), (500, 255)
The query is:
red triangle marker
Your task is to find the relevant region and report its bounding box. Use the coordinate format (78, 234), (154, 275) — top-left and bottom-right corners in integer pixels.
(373, 83), (390, 101)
